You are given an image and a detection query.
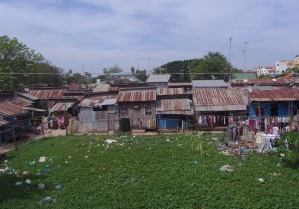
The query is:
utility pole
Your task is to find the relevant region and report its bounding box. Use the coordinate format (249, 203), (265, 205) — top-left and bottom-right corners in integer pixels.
(229, 37), (232, 79)
(244, 42), (248, 71)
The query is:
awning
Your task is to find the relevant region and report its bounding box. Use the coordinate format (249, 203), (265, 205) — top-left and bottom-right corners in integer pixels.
(100, 98), (117, 106)
(0, 120), (10, 127)
(50, 102), (74, 112)
(22, 107), (47, 112)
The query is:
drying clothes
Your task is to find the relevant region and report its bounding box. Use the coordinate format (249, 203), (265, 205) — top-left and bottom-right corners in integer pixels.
(249, 119), (255, 131)
(198, 116), (202, 124)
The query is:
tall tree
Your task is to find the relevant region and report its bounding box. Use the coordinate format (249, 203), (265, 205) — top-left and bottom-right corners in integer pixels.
(189, 52), (233, 80)
(135, 69), (148, 82)
(131, 67), (135, 75)
(153, 60), (193, 82)
(0, 35), (63, 89)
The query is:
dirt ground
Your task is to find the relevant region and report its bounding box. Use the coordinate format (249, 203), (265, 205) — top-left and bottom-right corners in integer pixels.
(0, 128), (66, 154)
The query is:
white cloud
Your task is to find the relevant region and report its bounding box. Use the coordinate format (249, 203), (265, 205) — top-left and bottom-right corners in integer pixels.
(0, 0), (298, 73)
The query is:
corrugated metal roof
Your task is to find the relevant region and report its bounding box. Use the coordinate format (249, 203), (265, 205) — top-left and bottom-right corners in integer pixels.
(92, 83), (111, 92)
(156, 99), (193, 115)
(249, 88), (299, 101)
(101, 98), (117, 106)
(0, 100), (28, 116)
(11, 97), (33, 107)
(117, 90), (156, 102)
(192, 80), (230, 88)
(192, 88), (248, 111)
(157, 88), (185, 95)
(29, 89), (65, 99)
(92, 83), (119, 92)
(232, 73), (257, 80)
(78, 95), (118, 107)
(230, 78), (292, 86)
(168, 82), (192, 87)
(146, 74), (171, 83)
(22, 107), (47, 112)
(50, 102), (75, 112)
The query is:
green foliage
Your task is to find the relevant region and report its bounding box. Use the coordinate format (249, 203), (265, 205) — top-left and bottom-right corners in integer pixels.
(0, 35), (64, 90)
(153, 60), (193, 82)
(134, 69), (148, 82)
(153, 52), (239, 82)
(190, 52), (235, 80)
(1, 134), (299, 209)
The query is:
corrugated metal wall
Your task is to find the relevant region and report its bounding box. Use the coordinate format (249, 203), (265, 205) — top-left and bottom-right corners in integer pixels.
(118, 102), (156, 129)
(78, 107), (119, 133)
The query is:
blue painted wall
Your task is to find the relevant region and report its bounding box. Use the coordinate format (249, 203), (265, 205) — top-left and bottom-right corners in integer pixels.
(158, 118), (180, 129)
(278, 102), (289, 116)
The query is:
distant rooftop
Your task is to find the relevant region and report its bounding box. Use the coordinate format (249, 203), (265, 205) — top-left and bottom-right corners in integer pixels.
(232, 73), (256, 80)
(146, 74), (171, 83)
(192, 80), (230, 88)
(110, 72), (131, 76)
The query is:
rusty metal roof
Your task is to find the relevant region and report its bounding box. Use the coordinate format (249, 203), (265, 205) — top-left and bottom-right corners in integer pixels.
(249, 87), (299, 101)
(78, 95), (118, 107)
(192, 88), (248, 111)
(29, 89), (65, 99)
(50, 102), (75, 112)
(0, 99), (31, 116)
(156, 99), (193, 115)
(157, 88), (185, 95)
(117, 90), (156, 102)
(11, 97), (34, 107)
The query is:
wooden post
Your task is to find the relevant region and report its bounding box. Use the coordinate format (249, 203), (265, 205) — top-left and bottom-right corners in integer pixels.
(65, 103), (68, 135)
(13, 125), (17, 150)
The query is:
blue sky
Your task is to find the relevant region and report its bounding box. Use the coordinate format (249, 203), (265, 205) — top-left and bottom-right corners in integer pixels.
(0, 0), (298, 74)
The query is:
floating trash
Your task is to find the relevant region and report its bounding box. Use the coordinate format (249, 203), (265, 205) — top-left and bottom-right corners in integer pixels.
(40, 196), (56, 204)
(4, 160), (8, 163)
(15, 181), (23, 186)
(38, 157), (46, 163)
(23, 171), (30, 175)
(85, 156), (88, 158)
(45, 165), (50, 168)
(25, 179), (32, 184)
(55, 184), (64, 190)
(36, 172), (42, 177)
(65, 161), (68, 164)
(220, 165), (234, 172)
(105, 139), (117, 144)
(28, 161), (36, 166)
(69, 156), (72, 159)
(44, 169), (51, 174)
(193, 159), (199, 165)
(258, 178), (265, 183)
(38, 183), (45, 190)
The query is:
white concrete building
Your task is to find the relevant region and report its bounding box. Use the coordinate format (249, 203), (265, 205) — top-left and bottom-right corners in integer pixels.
(256, 66), (276, 77)
(275, 60), (294, 74)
